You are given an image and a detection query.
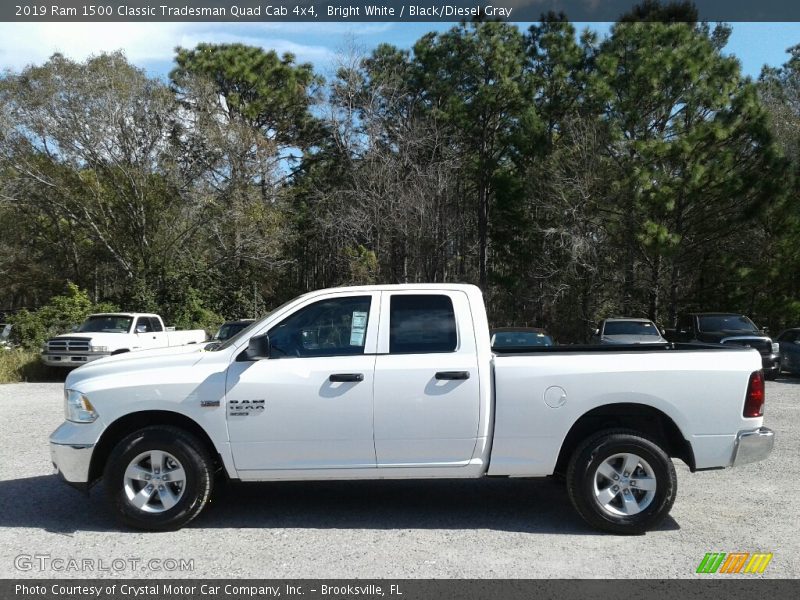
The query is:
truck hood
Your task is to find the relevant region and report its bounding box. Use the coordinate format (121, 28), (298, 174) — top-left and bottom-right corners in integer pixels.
(49, 332), (128, 344)
(601, 335), (667, 344)
(697, 332), (771, 343)
(65, 343), (212, 390)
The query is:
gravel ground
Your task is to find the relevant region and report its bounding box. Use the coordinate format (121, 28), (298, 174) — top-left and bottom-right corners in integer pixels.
(0, 380), (797, 579)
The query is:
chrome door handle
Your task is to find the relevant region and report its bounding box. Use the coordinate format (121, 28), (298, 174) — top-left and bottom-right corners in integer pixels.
(435, 371), (470, 380)
(329, 373), (364, 382)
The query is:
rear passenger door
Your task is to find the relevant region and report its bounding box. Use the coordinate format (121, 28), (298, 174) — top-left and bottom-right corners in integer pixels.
(372, 291), (481, 467)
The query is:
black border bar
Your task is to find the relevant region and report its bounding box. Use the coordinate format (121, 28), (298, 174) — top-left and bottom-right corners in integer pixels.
(5, 580), (800, 600)
(4, 1), (800, 23)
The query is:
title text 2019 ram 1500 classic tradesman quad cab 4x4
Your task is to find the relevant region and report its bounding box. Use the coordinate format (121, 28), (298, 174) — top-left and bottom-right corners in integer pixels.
(50, 285), (774, 534)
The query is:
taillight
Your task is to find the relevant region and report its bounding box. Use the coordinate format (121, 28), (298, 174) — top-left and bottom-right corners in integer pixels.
(744, 370), (765, 418)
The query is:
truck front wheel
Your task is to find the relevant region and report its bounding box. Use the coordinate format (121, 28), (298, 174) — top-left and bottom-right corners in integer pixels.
(103, 426), (213, 531)
(566, 429), (677, 535)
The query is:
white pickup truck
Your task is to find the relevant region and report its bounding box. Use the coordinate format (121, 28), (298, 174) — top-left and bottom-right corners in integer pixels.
(49, 284), (773, 534)
(41, 313), (207, 368)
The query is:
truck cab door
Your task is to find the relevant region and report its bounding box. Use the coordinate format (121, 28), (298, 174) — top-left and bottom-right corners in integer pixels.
(226, 293), (379, 472)
(133, 317), (159, 350)
(372, 291), (481, 467)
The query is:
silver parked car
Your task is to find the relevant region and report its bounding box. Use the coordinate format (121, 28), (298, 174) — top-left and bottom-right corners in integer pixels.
(592, 318), (668, 345)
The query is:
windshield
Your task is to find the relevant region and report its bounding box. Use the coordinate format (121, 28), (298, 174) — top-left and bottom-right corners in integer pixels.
(698, 315), (759, 333)
(492, 331), (553, 347)
(603, 321), (660, 336)
(77, 315), (133, 333)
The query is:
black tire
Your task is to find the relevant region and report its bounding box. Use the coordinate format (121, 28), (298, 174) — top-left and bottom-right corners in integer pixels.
(103, 425), (213, 531)
(566, 429), (677, 535)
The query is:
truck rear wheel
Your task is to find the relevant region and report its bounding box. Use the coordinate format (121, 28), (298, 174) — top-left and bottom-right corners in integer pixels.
(566, 429), (676, 535)
(103, 425), (213, 531)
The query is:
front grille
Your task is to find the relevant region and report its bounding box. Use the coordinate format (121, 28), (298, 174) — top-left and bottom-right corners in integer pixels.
(46, 337), (91, 353)
(722, 338), (772, 355)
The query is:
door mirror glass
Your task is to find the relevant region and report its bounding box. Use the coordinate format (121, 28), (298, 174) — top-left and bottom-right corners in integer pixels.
(135, 324), (147, 334)
(245, 334), (271, 360)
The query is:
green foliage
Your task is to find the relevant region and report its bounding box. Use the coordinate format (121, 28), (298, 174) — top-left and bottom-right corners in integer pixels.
(9, 283), (118, 350)
(171, 43), (320, 145)
(170, 288), (225, 336)
(0, 350), (56, 384)
(343, 246), (379, 285)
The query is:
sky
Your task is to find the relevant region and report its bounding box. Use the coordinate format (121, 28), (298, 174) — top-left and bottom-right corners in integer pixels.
(0, 21), (797, 80)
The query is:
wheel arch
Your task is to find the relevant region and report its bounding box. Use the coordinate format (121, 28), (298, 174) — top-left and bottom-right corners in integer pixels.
(89, 410), (221, 484)
(554, 403), (695, 476)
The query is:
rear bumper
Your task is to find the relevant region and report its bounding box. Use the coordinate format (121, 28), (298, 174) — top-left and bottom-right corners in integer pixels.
(731, 427), (774, 467)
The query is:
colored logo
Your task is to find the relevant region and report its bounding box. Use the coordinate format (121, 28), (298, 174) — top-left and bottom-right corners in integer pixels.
(696, 552), (773, 574)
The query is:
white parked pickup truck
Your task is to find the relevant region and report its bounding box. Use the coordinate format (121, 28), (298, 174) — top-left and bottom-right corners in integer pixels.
(50, 285), (774, 534)
(41, 313), (207, 368)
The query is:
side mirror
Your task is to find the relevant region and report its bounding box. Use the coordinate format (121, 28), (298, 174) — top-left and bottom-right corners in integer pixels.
(70, 324), (79, 332)
(245, 333), (270, 360)
(135, 325), (147, 334)
(761, 327), (770, 334)
(593, 329), (600, 336)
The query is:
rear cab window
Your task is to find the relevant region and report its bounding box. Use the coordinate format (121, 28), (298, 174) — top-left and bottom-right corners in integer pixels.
(376, 290), (478, 357)
(389, 295), (458, 354)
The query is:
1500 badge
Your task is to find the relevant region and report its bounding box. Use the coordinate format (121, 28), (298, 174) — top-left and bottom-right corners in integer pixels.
(227, 399), (266, 417)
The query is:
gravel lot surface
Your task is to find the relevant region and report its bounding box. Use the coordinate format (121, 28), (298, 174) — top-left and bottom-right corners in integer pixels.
(0, 380), (797, 579)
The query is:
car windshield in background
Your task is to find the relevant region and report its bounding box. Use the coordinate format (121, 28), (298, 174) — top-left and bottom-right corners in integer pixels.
(603, 321), (659, 336)
(492, 331), (553, 347)
(77, 315), (133, 333)
(211, 297), (306, 352)
(698, 315), (759, 333)
(215, 322), (251, 341)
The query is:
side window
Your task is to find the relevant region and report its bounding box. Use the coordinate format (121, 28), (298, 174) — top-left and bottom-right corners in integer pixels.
(678, 315), (692, 332)
(267, 296), (371, 359)
(149, 317), (163, 332)
(135, 317), (153, 333)
(389, 295), (457, 354)
(779, 331), (796, 343)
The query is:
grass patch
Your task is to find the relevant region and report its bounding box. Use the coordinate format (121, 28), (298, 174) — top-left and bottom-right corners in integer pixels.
(0, 349), (61, 383)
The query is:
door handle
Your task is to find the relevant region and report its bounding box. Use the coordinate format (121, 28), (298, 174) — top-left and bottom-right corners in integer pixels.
(435, 371), (470, 380)
(329, 373), (364, 382)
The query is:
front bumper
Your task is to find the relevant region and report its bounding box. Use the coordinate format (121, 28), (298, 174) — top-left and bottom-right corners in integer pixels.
(49, 421), (101, 491)
(50, 442), (94, 491)
(41, 352), (110, 368)
(762, 354), (780, 374)
(731, 427), (774, 467)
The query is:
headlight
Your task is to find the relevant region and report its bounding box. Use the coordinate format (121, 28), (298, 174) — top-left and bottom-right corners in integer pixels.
(64, 389), (98, 423)
(772, 342), (780, 354)
(89, 345), (108, 353)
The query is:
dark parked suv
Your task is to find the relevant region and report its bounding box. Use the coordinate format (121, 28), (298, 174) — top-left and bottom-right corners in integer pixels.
(668, 313), (780, 379)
